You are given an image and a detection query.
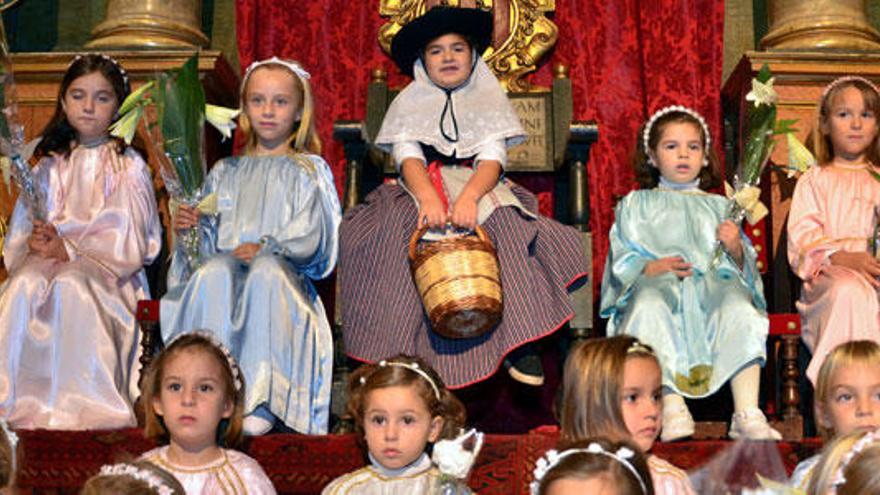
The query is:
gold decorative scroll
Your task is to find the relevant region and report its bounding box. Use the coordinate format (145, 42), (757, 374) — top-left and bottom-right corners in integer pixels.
(0, 0), (20, 12)
(87, 0), (209, 50)
(761, 0), (880, 50)
(379, 0), (558, 93)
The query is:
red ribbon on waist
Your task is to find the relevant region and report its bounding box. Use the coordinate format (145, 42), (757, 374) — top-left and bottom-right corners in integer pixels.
(426, 159), (473, 212)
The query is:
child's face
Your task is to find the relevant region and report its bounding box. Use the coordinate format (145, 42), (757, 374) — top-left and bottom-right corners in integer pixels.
(650, 121), (705, 184)
(817, 362), (880, 436)
(363, 384), (443, 470)
(423, 33), (473, 89)
(822, 86), (878, 162)
(152, 348), (233, 453)
(546, 474), (621, 495)
(620, 356), (662, 451)
(244, 66), (303, 153)
(62, 71), (118, 144)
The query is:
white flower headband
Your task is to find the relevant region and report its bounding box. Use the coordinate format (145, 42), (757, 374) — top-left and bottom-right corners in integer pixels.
(69, 53), (131, 93)
(243, 56), (311, 88)
(167, 330), (243, 392)
(0, 420), (17, 482)
(530, 443), (648, 495)
(643, 105), (711, 167)
(627, 340), (655, 356)
(98, 463), (174, 495)
(821, 75), (880, 102)
(359, 359), (441, 400)
(830, 428), (880, 492)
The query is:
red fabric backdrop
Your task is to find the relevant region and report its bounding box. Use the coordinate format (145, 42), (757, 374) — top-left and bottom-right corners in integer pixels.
(235, 0), (725, 297)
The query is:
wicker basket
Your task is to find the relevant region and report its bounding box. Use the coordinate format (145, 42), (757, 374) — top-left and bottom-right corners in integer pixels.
(409, 225), (503, 339)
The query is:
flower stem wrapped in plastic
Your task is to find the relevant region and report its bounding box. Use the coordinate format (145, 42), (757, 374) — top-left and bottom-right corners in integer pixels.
(110, 53), (238, 277)
(711, 64), (810, 268)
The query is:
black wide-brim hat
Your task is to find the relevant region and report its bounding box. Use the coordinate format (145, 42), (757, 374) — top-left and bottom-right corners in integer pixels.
(391, 6), (493, 77)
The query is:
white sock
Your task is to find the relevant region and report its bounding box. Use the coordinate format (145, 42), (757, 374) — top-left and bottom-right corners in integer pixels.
(730, 363), (761, 414)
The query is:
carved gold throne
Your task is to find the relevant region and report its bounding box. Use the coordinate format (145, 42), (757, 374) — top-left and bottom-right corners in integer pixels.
(330, 0), (598, 420)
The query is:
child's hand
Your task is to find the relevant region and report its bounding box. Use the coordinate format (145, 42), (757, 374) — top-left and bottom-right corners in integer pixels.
(829, 251), (880, 287)
(173, 203), (201, 234)
(449, 196), (478, 231)
(418, 193), (448, 229)
(643, 256), (692, 278)
(716, 220), (744, 265)
(232, 242), (261, 263)
(28, 221), (69, 262)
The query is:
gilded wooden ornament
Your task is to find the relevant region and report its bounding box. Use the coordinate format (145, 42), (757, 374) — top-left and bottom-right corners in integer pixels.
(0, 0), (19, 12)
(379, 0), (558, 93)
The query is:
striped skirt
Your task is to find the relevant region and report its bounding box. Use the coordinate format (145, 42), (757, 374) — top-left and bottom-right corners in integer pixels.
(339, 181), (589, 388)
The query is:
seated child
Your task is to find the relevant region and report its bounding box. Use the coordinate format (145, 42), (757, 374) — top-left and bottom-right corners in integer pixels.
(531, 438), (654, 495)
(560, 336), (694, 495)
(807, 428), (880, 495)
(340, 6), (589, 388)
(322, 355), (471, 494)
(139, 332), (276, 494)
(600, 106), (777, 441)
(81, 461), (185, 495)
(790, 340), (880, 490)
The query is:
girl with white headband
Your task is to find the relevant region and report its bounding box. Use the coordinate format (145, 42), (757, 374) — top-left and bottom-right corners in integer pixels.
(161, 57), (341, 436)
(530, 438), (654, 495)
(600, 106), (778, 442)
(787, 76), (880, 386)
(322, 355), (471, 494)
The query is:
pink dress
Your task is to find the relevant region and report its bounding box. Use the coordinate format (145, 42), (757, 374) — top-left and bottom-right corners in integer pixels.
(648, 455), (695, 495)
(787, 163), (880, 383)
(0, 143), (161, 429)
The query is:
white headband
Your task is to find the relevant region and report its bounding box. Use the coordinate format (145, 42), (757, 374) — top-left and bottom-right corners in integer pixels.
(821, 75), (880, 102)
(98, 463), (174, 495)
(831, 429), (880, 492)
(530, 444), (647, 495)
(242, 56), (311, 90)
(359, 359), (442, 400)
(167, 330), (243, 392)
(643, 105), (711, 167)
(69, 53), (130, 93)
(0, 420), (17, 484)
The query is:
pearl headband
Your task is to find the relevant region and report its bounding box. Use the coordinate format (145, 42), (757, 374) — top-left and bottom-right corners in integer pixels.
(167, 330), (243, 392)
(69, 53), (131, 94)
(627, 340), (655, 356)
(530, 444), (647, 495)
(359, 359), (441, 400)
(643, 105), (711, 167)
(821, 75), (880, 102)
(98, 463), (174, 495)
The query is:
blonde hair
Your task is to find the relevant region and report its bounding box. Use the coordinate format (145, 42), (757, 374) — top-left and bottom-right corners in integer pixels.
(239, 63), (322, 158)
(141, 334), (245, 449)
(808, 430), (880, 495)
(559, 336), (660, 447)
(346, 354), (466, 443)
(811, 78), (880, 167)
(81, 460), (186, 495)
(814, 340), (880, 439)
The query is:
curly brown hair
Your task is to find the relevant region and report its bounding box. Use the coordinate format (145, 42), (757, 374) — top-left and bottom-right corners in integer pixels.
(632, 110), (722, 190)
(346, 355), (466, 443)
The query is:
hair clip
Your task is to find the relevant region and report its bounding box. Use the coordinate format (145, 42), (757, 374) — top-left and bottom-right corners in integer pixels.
(830, 429), (880, 492)
(167, 330), (244, 392)
(821, 75), (880, 103)
(243, 57), (311, 87)
(643, 105), (711, 168)
(627, 340), (655, 356)
(98, 463), (174, 495)
(378, 359), (441, 400)
(530, 443), (647, 495)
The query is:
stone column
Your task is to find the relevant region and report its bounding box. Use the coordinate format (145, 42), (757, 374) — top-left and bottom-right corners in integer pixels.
(86, 0), (209, 49)
(761, 0), (880, 50)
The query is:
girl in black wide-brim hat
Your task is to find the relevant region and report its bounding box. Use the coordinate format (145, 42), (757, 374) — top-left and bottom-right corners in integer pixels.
(339, 6), (589, 389)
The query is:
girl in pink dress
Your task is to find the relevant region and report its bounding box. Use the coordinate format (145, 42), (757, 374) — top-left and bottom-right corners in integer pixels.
(788, 76), (880, 384)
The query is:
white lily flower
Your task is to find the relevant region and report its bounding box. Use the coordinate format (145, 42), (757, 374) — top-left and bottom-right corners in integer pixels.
(109, 105), (144, 145)
(785, 133), (816, 177)
(746, 77), (778, 107)
(205, 104), (240, 140)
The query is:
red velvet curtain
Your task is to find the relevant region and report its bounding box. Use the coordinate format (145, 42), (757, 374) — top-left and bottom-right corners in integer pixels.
(235, 0), (725, 295)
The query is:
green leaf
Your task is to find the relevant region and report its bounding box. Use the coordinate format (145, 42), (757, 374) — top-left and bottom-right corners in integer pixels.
(160, 53), (206, 196)
(117, 80), (153, 116)
(756, 64), (772, 84)
(774, 118), (798, 135)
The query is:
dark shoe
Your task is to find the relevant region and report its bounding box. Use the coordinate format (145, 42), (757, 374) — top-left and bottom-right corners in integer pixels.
(505, 351), (544, 386)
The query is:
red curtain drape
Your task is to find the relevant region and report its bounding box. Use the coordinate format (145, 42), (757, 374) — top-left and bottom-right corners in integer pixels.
(235, 0), (725, 296)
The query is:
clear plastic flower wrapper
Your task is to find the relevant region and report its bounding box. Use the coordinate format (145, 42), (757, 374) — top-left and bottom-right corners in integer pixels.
(110, 53), (238, 278)
(689, 439), (791, 494)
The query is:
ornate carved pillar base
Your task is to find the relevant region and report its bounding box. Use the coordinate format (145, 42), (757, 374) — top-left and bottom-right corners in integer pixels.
(87, 0), (209, 50)
(761, 0), (880, 51)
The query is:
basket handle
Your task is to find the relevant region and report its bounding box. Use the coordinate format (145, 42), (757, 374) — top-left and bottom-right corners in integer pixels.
(408, 224), (491, 261)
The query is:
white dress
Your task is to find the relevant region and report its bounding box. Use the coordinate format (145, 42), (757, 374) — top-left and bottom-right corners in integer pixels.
(141, 446), (276, 495)
(322, 453), (459, 495)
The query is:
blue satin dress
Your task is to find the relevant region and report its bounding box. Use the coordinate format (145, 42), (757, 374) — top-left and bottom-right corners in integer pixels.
(161, 153), (341, 434)
(599, 188), (768, 398)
